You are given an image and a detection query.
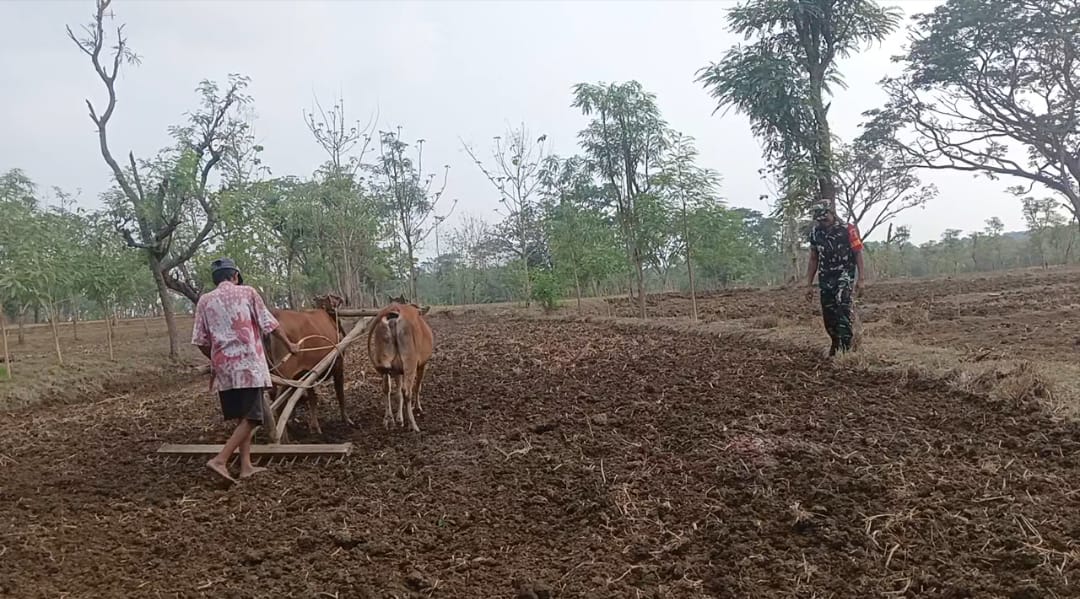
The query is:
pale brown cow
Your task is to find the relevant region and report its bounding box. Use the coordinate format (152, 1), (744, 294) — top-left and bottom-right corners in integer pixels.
(366, 297), (433, 432)
(265, 294), (349, 434)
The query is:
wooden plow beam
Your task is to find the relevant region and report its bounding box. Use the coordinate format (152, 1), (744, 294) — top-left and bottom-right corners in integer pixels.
(335, 305), (430, 318)
(156, 315), (374, 462)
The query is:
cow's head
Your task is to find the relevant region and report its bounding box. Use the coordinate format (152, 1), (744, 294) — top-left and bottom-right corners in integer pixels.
(388, 294), (424, 312)
(313, 293), (346, 312)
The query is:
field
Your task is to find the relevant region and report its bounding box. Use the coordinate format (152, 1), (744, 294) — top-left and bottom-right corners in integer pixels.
(3, 267), (1080, 597)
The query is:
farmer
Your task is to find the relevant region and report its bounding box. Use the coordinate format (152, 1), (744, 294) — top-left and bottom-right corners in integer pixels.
(805, 204), (865, 356)
(191, 258), (299, 483)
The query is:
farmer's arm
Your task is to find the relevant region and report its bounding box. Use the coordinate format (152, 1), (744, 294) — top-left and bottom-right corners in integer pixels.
(271, 326), (299, 354)
(806, 247), (819, 286)
(250, 289), (299, 354)
(855, 249), (865, 284)
(191, 298), (212, 359)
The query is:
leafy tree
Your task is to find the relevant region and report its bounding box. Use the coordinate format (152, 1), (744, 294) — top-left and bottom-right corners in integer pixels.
(572, 81), (670, 317)
(1022, 197), (1067, 267)
(655, 132), (722, 319)
(690, 205), (761, 287)
(79, 213), (147, 360)
(0, 170), (38, 342)
(68, 0), (254, 358)
(540, 156), (622, 311)
(983, 217), (1006, 269)
(869, 0), (1080, 222)
(939, 228), (966, 273)
(462, 125), (549, 306)
(697, 0), (901, 208)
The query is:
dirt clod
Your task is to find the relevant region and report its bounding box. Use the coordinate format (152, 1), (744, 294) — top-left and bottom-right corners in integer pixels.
(4, 305), (1080, 597)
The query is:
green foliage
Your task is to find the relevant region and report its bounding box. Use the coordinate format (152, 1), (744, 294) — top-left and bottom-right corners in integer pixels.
(869, 0), (1080, 220)
(529, 269), (562, 313)
(572, 80), (672, 316)
(22, 0), (1074, 329)
(698, 0), (901, 209)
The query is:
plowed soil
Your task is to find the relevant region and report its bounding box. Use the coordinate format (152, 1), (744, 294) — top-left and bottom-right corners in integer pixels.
(605, 266), (1080, 362)
(3, 315), (1080, 597)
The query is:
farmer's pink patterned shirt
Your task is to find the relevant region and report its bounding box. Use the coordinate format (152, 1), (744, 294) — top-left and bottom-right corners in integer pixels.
(191, 281), (278, 391)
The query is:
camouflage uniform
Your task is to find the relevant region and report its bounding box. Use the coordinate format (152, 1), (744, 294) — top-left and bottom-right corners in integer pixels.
(809, 211), (863, 355)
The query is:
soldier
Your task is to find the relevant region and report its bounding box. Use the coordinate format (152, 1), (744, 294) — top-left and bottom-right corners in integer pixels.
(805, 205), (865, 356)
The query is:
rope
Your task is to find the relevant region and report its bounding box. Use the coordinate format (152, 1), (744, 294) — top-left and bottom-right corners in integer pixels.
(265, 308), (347, 391)
(267, 333), (338, 373)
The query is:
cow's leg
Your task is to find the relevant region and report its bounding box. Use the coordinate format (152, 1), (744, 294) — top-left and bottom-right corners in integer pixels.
(306, 387), (322, 435)
(333, 358), (351, 426)
(382, 374), (394, 429)
(402, 360), (420, 433)
(394, 374), (406, 428)
(412, 362), (427, 415)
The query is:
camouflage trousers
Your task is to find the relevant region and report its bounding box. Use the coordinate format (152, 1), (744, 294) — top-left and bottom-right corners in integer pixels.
(819, 277), (854, 356)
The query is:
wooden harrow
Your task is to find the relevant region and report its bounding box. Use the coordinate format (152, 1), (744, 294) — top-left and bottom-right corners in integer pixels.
(157, 308), (382, 463)
(155, 303), (432, 465)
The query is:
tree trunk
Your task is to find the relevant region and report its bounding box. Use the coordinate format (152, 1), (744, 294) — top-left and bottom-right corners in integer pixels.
(685, 212), (698, 321)
(521, 253), (531, 308)
(634, 253), (647, 319)
(808, 69), (836, 207)
(104, 304), (116, 362)
(47, 302), (63, 366)
(17, 308), (25, 345)
(286, 255), (298, 310)
(1, 305), (11, 380)
(71, 302), (79, 340)
(151, 260), (180, 360)
(571, 257), (583, 314)
(406, 240), (419, 303)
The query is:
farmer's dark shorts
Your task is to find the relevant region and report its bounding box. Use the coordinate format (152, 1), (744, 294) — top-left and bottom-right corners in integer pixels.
(218, 387), (264, 424)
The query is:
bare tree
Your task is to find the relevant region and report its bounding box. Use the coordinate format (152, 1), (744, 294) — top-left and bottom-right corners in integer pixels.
(834, 140), (937, 241)
(303, 94), (379, 304)
(376, 128), (456, 301)
(69, 0), (252, 358)
(462, 125), (548, 306)
(304, 94), (375, 177)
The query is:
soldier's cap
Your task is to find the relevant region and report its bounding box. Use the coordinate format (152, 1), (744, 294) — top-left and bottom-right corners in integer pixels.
(211, 257), (244, 284)
(811, 204), (832, 221)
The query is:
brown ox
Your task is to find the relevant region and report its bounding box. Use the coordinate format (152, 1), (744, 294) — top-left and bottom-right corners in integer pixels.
(265, 294), (349, 434)
(366, 296), (433, 432)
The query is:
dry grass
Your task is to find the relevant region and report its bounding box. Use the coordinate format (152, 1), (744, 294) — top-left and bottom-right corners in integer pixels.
(886, 302), (931, 327)
(834, 336), (1073, 415)
(0, 316), (203, 410)
(749, 315), (782, 329)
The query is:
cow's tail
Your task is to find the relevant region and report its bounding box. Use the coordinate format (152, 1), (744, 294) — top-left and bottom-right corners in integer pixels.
(387, 312), (403, 362)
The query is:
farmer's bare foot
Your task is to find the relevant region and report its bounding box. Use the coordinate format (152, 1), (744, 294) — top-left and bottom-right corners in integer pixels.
(206, 459), (236, 484)
(239, 466), (267, 479)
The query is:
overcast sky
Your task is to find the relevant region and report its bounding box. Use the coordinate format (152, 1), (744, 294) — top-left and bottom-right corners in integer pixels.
(3, 0), (1029, 248)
